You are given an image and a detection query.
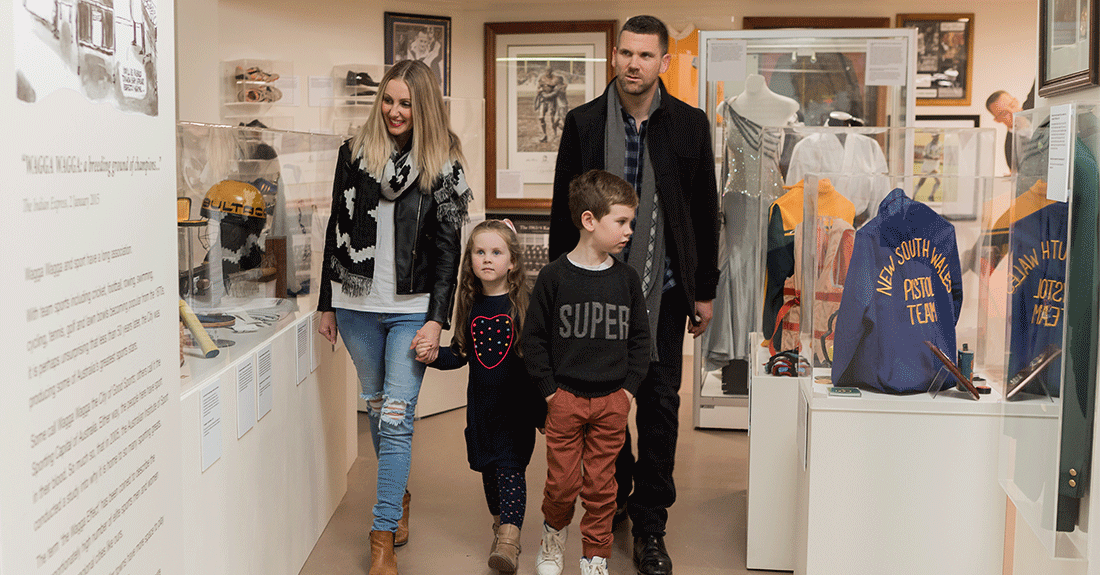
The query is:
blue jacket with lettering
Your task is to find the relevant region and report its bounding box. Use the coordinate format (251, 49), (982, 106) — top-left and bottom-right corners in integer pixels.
(831, 188), (963, 393)
(1007, 202), (1068, 396)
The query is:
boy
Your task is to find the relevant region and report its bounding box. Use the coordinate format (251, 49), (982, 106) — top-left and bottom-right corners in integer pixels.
(522, 169), (651, 575)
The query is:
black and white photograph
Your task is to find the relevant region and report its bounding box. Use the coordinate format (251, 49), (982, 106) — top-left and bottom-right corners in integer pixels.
(484, 20), (615, 209)
(506, 46), (596, 184)
(513, 58), (585, 152)
(898, 13), (974, 105)
(384, 12), (450, 95)
(15, 0), (159, 115)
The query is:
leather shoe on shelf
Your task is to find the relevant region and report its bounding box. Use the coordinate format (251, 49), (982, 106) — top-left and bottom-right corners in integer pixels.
(633, 535), (673, 575)
(346, 70), (380, 87)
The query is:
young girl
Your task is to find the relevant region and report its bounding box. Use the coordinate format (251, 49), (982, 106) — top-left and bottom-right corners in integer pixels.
(418, 220), (545, 573)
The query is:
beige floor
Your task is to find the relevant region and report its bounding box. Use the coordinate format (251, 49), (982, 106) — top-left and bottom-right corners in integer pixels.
(299, 363), (768, 575)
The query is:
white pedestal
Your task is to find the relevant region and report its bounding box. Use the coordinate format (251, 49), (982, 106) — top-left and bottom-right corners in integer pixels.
(746, 371), (806, 571)
(795, 379), (1005, 575)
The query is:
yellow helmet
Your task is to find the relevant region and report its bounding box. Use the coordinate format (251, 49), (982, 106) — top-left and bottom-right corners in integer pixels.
(200, 180), (266, 234)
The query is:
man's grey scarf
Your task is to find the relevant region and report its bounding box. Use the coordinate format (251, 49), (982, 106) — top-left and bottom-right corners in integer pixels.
(605, 85), (663, 360)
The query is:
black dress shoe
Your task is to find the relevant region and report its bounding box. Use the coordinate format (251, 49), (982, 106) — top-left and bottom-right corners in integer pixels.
(633, 535), (673, 575)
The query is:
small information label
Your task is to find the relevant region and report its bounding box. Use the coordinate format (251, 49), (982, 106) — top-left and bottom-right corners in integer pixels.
(1047, 104), (1073, 203)
(201, 381), (223, 472)
(257, 344), (274, 419)
(706, 39), (747, 84)
(865, 39), (908, 86)
(236, 356), (256, 438)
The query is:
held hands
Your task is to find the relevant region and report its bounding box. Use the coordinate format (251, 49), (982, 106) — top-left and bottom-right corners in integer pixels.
(318, 311), (338, 345)
(410, 320), (443, 363)
(688, 300), (713, 338)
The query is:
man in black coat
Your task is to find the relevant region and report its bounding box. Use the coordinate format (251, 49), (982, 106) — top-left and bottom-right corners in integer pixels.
(548, 15), (720, 575)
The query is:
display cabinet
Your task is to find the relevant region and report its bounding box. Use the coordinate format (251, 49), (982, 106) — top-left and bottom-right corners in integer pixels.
(742, 132), (1004, 572)
(697, 123), (993, 429)
(221, 59), (294, 130)
(998, 102), (1100, 562)
(324, 63), (384, 136)
(693, 28), (918, 429)
(175, 122), (342, 390)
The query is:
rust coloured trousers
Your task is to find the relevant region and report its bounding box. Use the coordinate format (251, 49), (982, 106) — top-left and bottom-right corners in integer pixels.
(541, 388), (630, 558)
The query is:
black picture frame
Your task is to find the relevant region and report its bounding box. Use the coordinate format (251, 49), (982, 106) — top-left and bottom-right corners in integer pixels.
(1038, 0), (1099, 97)
(384, 12), (451, 95)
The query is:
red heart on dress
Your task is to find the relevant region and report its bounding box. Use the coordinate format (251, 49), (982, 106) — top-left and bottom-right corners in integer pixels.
(471, 314), (513, 369)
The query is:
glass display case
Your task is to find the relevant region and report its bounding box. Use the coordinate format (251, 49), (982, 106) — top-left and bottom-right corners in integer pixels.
(695, 125), (995, 428)
(176, 122), (342, 388)
(796, 167), (1005, 388)
(998, 102), (1100, 561)
(693, 28), (918, 428)
(698, 28), (918, 165)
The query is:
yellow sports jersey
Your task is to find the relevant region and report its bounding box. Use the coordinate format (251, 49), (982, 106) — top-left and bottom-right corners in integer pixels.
(660, 26), (698, 107)
(773, 178), (856, 231)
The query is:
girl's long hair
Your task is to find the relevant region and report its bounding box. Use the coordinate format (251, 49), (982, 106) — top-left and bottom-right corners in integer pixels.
(349, 59), (464, 185)
(451, 221), (529, 358)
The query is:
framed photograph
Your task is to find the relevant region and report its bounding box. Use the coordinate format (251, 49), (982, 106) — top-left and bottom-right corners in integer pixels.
(911, 114), (984, 220)
(914, 114), (981, 128)
(384, 12), (451, 95)
(1039, 0), (1098, 97)
(485, 20), (616, 210)
(743, 17), (890, 29)
(897, 14), (974, 106)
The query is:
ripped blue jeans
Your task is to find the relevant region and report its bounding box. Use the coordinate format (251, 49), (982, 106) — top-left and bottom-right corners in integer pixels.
(336, 309), (427, 532)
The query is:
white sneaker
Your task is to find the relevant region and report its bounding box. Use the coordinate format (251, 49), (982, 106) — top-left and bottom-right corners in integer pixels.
(580, 556), (609, 575)
(534, 523), (567, 575)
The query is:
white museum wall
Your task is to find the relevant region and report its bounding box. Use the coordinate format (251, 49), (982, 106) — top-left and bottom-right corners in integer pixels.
(179, 0), (1040, 380)
(4, 0), (182, 573)
(177, 0), (1037, 178)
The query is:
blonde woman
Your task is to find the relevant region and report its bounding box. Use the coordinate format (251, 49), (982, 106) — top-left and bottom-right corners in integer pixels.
(317, 59), (470, 575)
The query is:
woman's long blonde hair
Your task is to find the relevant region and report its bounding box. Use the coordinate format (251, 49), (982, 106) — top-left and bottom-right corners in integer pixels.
(451, 221), (530, 358)
(349, 59), (464, 185)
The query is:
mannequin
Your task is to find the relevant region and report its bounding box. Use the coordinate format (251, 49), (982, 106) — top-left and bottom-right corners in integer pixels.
(702, 74), (800, 389)
(727, 74), (800, 127)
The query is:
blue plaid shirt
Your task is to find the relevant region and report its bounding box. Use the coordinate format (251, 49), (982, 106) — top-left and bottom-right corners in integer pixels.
(620, 106), (676, 292)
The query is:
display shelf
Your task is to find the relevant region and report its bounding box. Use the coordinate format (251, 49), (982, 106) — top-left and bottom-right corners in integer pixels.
(691, 339), (748, 429)
(323, 63), (383, 135)
(795, 376), (1005, 575)
(221, 59), (293, 126)
(179, 311), (355, 575)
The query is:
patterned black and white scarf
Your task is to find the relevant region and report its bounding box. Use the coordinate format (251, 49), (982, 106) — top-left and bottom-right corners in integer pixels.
(330, 146), (471, 297)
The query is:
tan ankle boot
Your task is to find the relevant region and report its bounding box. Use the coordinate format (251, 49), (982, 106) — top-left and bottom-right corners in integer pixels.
(490, 515), (501, 553)
(369, 530), (398, 575)
(394, 491), (410, 546)
(487, 523), (521, 573)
